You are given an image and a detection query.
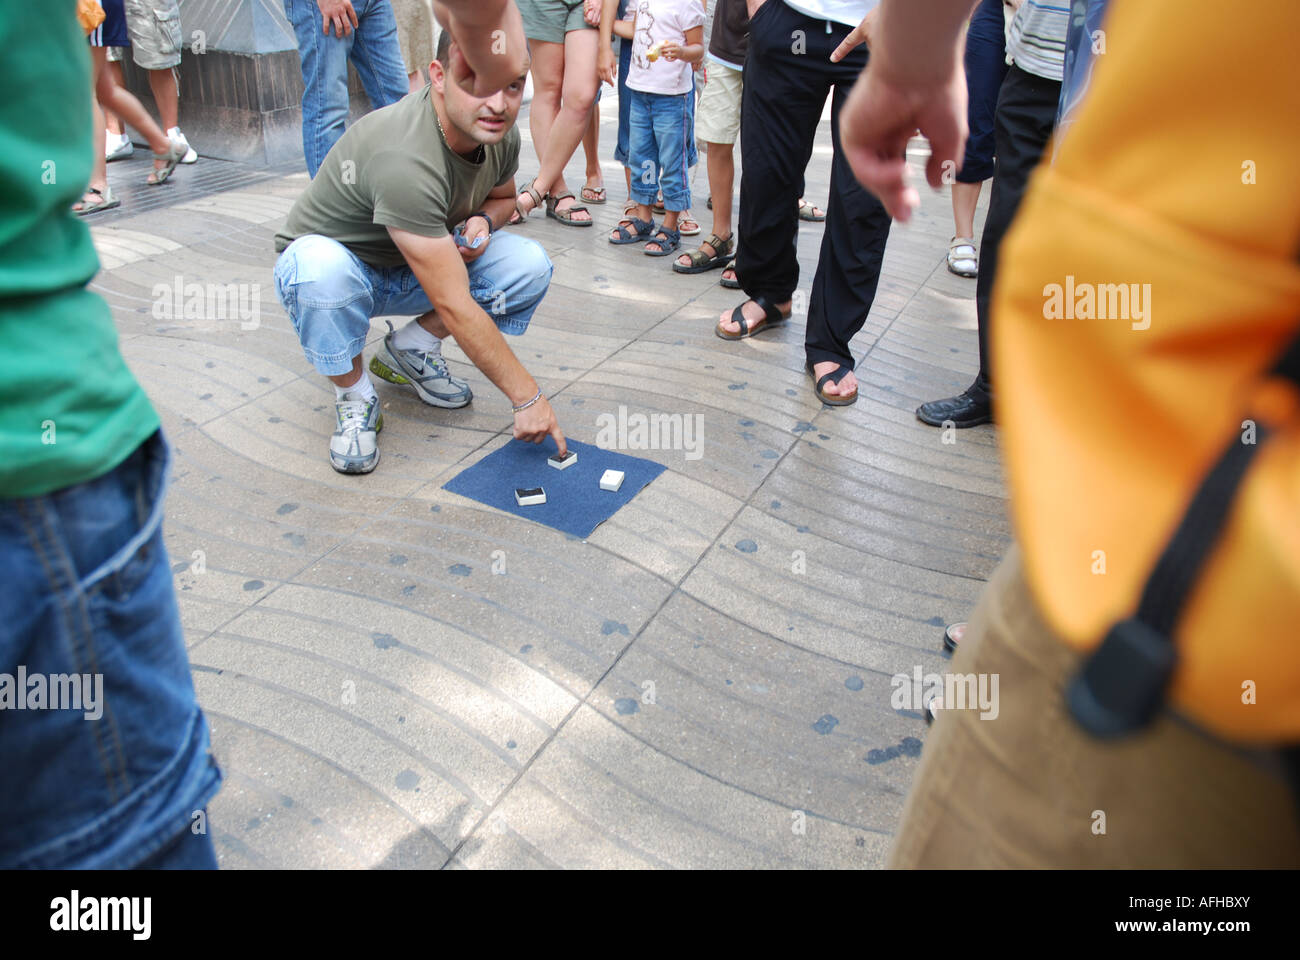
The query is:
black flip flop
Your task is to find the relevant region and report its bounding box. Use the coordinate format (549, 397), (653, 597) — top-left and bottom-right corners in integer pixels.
(716, 295), (789, 341)
(720, 258), (741, 289)
(807, 361), (858, 405)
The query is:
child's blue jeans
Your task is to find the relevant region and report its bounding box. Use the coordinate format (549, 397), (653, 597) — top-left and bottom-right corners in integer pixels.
(627, 88), (693, 212)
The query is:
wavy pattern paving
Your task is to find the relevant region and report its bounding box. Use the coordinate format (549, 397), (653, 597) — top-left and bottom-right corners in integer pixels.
(90, 95), (1009, 868)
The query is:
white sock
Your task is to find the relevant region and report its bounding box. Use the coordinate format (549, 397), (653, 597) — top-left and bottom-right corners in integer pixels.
(391, 318), (442, 355)
(335, 371), (376, 401)
(167, 126), (183, 141)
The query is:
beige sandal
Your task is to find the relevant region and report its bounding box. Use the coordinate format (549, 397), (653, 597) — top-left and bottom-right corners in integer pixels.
(509, 177), (544, 225)
(146, 142), (183, 186)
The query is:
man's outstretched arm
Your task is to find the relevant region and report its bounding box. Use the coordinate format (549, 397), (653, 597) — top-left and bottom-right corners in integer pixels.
(432, 0), (530, 98)
(838, 0), (978, 221)
(388, 226), (567, 455)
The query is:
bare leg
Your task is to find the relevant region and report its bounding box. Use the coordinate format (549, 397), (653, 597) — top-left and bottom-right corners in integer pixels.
(407, 69), (426, 93)
(678, 140), (734, 268)
(104, 60), (125, 136)
(531, 28), (599, 220)
(75, 95), (110, 211)
(514, 40), (565, 219)
(91, 47), (172, 181)
(952, 180), (983, 239)
(582, 102), (603, 199)
(147, 67), (179, 133)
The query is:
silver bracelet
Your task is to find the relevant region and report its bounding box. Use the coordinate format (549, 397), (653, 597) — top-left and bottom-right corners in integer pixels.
(511, 389), (543, 413)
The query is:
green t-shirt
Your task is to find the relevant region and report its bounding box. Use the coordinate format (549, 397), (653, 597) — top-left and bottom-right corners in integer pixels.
(275, 86), (520, 267)
(0, 4), (159, 499)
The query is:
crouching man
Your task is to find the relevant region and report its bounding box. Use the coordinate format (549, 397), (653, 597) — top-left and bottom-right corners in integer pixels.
(273, 31), (566, 474)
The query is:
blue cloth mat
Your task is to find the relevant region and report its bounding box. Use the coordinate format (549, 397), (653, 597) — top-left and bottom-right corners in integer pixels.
(442, 438), (666, 539)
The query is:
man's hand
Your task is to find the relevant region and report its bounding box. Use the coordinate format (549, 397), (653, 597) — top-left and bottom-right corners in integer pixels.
(457, 216), (492, 262)
(839, 60), (966, 222)
(838, 0), (975, 222)
(433, 0), (530, 98)
(318, 0), (359, 37)
(388, 226), (565, 451)
(513, 395), (566, 455)
(829, 7), (877, 61)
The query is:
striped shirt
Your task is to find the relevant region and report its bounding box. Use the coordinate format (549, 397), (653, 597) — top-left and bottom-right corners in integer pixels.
(1006, 0), (1069, 82)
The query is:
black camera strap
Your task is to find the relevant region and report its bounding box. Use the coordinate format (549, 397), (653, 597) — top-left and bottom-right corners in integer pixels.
(1067, 325), (1300, 738)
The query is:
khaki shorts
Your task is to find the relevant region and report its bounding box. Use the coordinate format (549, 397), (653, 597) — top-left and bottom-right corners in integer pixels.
(517, 0), (594, 44)
(695, 61), (742, 144)
(123, 0), (182, 70)
(888, 545), (1300, 868)
(391, 0), (434, 75)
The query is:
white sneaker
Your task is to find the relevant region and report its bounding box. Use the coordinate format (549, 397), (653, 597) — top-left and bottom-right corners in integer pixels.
(169, 128), (198, 164)
(329, 392), (383, 474)
(106, 133), (133, 162)
(368, 321), (472, 408)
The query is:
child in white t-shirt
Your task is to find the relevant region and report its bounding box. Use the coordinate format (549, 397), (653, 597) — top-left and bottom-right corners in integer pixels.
(604, 0), (705, 259)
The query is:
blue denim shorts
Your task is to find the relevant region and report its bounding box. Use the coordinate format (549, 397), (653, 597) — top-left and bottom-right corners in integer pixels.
(274, 232), (554, 376)
(0, 430), (222, 868)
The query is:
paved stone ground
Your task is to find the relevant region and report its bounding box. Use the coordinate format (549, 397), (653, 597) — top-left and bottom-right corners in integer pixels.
(89, 89), (1005, 868)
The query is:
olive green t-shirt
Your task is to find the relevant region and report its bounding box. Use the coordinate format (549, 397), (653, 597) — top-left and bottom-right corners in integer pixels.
(275, 86), (520, 267)
(0, 4), (160, 499)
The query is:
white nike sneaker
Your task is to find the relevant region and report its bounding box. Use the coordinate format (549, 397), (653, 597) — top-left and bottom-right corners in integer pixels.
(329, 392), (383, 474)
(368, 321), (472, 408)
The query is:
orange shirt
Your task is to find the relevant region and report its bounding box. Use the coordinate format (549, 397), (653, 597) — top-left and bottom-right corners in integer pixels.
(993, 0), (1300, 741)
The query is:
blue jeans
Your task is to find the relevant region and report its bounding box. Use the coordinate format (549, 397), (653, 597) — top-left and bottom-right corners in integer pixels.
(627, 88), (693, 211)
(614, 1), (633, 166)
(274, 232), (555, 376)
(0, 430), (222, 869)
(283, 0), (408, 177)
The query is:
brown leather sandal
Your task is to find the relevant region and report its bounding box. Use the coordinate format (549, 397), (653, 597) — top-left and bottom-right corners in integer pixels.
(545, 192), (593, 227)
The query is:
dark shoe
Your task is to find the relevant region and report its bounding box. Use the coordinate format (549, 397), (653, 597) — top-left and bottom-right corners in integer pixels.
(916, 389), (992, 427)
